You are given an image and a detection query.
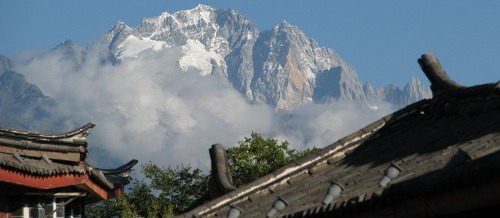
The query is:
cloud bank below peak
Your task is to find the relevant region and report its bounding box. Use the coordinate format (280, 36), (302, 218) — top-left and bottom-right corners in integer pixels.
(14, 44), (393, 169)
(7, 5), (428, 169)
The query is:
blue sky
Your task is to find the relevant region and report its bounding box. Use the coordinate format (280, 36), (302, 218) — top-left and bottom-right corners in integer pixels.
(1, 0), (499, 87)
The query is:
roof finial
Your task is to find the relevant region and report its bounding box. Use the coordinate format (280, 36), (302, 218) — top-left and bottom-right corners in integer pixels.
(418, 53), (500, 98)
(208, 144), (236, 199)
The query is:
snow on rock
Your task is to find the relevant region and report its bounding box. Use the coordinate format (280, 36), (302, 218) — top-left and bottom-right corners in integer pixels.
(97, 5), (431, 109)
(116, 35), (167, 59)
(179, 40), (223, 76)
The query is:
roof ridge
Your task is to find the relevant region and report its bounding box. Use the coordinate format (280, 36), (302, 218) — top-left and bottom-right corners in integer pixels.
(0, 123), (95, 145)
(178, 100), (430, 217)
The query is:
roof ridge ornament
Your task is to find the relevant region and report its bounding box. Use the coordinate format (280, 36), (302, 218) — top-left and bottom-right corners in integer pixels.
(419, 54), (500, 120)
(418, 53), (500, 99)
(208, 144), (236, 199)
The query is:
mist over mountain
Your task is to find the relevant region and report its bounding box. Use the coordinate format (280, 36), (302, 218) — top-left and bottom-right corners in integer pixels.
(2, 5), (430, 167)
(0, 56), (14, 73)
(0, 56), (59, 130)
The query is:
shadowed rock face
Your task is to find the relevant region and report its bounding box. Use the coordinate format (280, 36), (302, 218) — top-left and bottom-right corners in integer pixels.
(0, 56), (58, 130)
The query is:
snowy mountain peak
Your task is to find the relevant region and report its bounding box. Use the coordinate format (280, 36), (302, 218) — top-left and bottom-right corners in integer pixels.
(104, 21), (139, 56)
(56, 39), (77, 47)
(277, 19), (291, 27)
(273, 20), (301, 34)
(192, 4), (215, 11)
(403, 76), (432, 103)
(111, 21), (131, 31)
(95, 4), (430, 109)
(408, 76), (422, 87)
(172, 4), (215, 26)
(108, 21), (135, 37)
(156, 11), (173, 22)
(141, 4), (215, 27)
(53, 40), (84, 53)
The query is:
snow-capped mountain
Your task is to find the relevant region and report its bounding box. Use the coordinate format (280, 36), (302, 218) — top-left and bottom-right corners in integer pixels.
(97, 4), (381, 109)
(11, 4), (430, 111)
(94, 4), (429, 109)
(0, 5), (433, 170)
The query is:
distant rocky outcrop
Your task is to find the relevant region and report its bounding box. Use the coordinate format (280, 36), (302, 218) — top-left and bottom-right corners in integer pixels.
(0, 56), (57, 130)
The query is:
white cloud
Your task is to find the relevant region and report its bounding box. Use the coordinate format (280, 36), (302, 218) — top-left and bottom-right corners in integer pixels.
(16, 45), (394, 170)
(274, 102), (393, 151)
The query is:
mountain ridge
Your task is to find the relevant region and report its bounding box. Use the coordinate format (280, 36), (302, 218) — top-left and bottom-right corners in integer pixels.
(0, 5), (433, 168)
(92, 4), (431, 109)
(8, 4), (431, 111)
(104, 5), (430, 110)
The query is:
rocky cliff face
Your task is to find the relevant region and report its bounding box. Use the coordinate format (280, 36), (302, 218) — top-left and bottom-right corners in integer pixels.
(0, 56), (57, 130)
(94, 4), (387, 109)
(363, 76), (432, 107)
(250, 21), (366, 109)
(401, 76), (432, 106)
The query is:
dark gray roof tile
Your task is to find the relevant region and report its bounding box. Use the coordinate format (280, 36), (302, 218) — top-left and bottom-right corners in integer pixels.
(0, 124), (137, 192)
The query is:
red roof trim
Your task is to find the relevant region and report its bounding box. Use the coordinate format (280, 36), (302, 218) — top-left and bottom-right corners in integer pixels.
(0, 167), (123, 200)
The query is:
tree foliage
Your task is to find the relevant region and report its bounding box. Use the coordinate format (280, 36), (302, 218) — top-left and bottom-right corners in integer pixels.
(227, 132), (318, 187)
(141, 163), (209, 214)
(86, 164), (206, 217)
(86, 132), (318, 217)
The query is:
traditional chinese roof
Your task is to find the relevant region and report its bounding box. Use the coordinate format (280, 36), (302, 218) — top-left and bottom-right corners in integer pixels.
(177, 54), (500, 218)
(0, 123), (137, 201)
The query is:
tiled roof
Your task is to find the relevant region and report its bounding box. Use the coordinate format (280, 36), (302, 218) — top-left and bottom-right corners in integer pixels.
(177, 54), (500, 218)
(0, 123), (137, 192)
(0, 123), (95, 145)
(0, 152), (86, 176)
(0, 123), (95, 163)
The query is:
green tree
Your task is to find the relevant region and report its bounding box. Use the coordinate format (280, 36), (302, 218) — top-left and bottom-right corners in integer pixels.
(86, 164), (206, 217)
(85, 198), (119, 218)
(227, 132), (318, 187)
(86, 133), (318, 217)
(141, 163), (209, 214)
